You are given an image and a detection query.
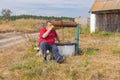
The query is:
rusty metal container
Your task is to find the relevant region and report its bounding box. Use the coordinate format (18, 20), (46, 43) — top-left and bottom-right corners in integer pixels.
(51, 20), (77, 27)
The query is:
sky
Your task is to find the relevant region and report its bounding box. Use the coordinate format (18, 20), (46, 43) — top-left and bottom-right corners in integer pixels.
(0, 0), (94, 18)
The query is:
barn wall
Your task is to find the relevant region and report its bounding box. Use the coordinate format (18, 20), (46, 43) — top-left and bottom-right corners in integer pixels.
(96, 11), (120, 32)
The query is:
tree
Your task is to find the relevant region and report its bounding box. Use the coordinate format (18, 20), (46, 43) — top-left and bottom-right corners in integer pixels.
(1, 9), (12, 20)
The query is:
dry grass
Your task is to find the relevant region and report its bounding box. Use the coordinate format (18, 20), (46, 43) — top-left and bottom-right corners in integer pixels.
(0, 19), (46, 33)
(0, 31), (120, 80)
(0, 21), (120, 80)
(56, 27), (76, 42)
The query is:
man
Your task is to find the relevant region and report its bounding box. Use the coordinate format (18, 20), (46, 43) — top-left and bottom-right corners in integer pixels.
(39, 21), (63, 63)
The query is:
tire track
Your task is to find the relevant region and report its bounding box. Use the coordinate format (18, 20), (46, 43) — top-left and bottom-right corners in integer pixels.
(0, 33), (39, 51)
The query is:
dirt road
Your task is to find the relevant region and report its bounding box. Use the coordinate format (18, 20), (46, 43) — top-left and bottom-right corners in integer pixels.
(0, 33), (39, 51)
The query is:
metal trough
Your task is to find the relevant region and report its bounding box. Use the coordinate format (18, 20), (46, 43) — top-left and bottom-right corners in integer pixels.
(56, 43), (76, 56)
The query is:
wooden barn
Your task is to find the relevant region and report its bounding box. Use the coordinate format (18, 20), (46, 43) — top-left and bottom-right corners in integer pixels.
(90, 0), (120, 33)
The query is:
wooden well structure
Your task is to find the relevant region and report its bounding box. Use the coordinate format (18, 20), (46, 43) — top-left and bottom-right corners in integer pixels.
(50, 20), (79, 55)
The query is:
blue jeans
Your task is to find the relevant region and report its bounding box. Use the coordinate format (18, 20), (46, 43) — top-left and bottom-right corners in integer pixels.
(40, 42), (62, 62)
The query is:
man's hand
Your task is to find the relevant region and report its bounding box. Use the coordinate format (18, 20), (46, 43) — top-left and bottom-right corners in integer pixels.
(42, 27), (52, 38)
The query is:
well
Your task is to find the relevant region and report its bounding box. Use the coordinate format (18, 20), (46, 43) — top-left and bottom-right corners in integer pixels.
(51, 20), (79, 56)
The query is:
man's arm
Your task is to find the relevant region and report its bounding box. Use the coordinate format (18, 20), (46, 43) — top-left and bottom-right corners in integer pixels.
(56, 36), (60, 43)
(42, 28), (52, 38)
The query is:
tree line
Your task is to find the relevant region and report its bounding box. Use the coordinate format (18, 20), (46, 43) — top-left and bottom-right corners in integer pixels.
(0, 9), (74, 21)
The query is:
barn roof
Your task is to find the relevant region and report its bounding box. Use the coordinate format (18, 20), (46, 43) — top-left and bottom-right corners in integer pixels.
(90, 0), (120, 12)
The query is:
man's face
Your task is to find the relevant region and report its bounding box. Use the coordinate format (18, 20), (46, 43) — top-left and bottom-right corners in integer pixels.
(47, 22), (52, 26)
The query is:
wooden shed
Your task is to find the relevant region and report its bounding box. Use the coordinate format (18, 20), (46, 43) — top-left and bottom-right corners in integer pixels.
(90, 0), (120, 33)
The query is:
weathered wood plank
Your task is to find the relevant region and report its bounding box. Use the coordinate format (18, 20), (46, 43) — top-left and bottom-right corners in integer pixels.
(95, 11), (120, 32)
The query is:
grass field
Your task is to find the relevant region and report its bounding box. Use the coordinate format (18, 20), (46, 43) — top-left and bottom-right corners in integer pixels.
(0, 19), (45, 33)
(0, 20), (120, 80)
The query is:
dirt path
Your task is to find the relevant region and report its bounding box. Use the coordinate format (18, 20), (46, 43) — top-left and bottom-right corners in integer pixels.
(0, 33), (39, 51)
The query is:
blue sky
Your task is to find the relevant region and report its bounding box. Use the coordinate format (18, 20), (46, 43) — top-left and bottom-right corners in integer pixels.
(0, 0), (94, 17)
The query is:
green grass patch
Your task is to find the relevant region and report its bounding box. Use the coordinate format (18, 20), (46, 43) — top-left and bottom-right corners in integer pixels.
(92, 31), (113, 37)
(86, 49), (97, 55)
(81, 48), (97, 56)
(9, 43), (38, 71)
(9, 58), (60, 80)
(9, 57), (40, 71)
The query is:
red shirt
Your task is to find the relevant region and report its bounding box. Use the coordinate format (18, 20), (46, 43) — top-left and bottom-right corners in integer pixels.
(39, 27), (57, 45)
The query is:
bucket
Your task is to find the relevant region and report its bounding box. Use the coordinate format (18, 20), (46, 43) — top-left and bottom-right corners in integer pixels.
(56, 43), (76, 56)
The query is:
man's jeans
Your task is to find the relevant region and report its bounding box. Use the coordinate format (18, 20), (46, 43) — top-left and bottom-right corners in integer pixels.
(40, 42), (62, 62)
